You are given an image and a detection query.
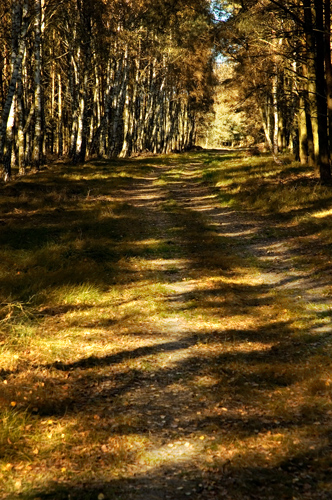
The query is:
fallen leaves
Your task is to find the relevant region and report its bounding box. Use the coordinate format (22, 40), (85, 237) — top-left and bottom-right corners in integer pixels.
(1, 154), (332, 500)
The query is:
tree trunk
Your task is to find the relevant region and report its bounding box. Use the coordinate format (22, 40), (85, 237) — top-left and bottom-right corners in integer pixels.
(0, 0), (29, 173)
(324, 0), (332, 160)
(260, 104), (273, 151)
(57, 72), (63, 156)
(32, 0), (43, 169)
(108, 47), (128, 157)
(313, 0), (331, 181)
(298, 90), (308, 164)
(272, 71), (279, 155)
(69, 51), (79, 158)
(17, 53), (25, 175)
(76, 0), (93, 163)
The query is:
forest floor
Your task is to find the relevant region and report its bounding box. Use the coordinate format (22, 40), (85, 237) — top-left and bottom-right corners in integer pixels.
(1, 150), (332, 499)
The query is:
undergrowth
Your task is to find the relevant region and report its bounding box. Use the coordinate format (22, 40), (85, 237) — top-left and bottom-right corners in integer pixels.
(201, 152), (332, 215)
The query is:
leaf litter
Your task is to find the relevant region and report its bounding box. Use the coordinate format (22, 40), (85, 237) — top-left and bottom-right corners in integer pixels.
(0, 152), (332, 499)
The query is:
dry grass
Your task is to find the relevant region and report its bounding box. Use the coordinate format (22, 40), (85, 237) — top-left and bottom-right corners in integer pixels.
(0, 151), (332, 499)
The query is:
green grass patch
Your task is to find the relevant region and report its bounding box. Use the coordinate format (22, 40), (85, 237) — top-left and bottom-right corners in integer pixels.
(201, 153), (332, 216)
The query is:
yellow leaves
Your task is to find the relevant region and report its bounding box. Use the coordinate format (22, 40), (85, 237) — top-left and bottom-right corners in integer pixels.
(14, 479), (21, 489)
(41, 419), (54, 425)
(10, 401), (17, 407)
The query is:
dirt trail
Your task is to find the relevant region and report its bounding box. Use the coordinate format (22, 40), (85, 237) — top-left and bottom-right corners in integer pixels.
(14, 155), (332, 500)
(164, 162), (331, 328)
(66, 159), (330, 500)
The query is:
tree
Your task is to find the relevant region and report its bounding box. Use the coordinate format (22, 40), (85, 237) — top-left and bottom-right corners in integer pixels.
(215, 0), (332, 181)
(0, 0), (30, 180)
(0, 0), (217, 179)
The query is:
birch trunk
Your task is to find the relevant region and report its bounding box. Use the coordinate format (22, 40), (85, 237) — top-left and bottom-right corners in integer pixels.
(260, 104), (273, 151)
(3, 2), (21, 180)
(298, 90), (308, 164)
(108, 47), (128, 157)
(272, 72), (279, 155)
(76, 1), (92, 163)
(0, 0), (29, 169)
(69, 51), (79, 158)
(32, 0), (43, 169)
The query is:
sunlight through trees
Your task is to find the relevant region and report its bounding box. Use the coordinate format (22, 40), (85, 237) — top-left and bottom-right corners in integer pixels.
(216, 0), (332, 182)
(0, 1), (331, 181)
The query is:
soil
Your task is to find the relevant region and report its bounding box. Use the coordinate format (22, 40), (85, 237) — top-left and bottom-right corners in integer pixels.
(76, 160), (330, 500)
(10, 155), (332, 500)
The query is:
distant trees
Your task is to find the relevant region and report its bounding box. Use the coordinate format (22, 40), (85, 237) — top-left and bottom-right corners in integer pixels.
(197, 62), (251, 148)
(217, 0), (332, 182)
(0, 0), (216, 179)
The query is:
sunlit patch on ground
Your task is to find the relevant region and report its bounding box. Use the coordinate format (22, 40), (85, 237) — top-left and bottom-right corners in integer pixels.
(1, 151), (332, 499)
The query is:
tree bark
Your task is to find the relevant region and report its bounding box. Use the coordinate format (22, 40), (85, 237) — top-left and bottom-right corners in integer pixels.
(313, 0), (331, 181)
(32, 0), (43, 169)
(0, 0), (29, 175)
(324, 0), (332, 160)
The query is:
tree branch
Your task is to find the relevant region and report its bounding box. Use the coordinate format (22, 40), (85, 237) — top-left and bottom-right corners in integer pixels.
(260, 0), (305, 28)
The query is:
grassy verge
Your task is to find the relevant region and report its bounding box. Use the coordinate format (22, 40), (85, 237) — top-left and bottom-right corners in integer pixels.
(200, 150), (332, 270)
(0, 156), (175, 497)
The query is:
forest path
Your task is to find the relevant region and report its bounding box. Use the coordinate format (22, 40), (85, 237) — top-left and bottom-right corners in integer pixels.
(69, 155), (330, 500)
(3, 152), (332, 500)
